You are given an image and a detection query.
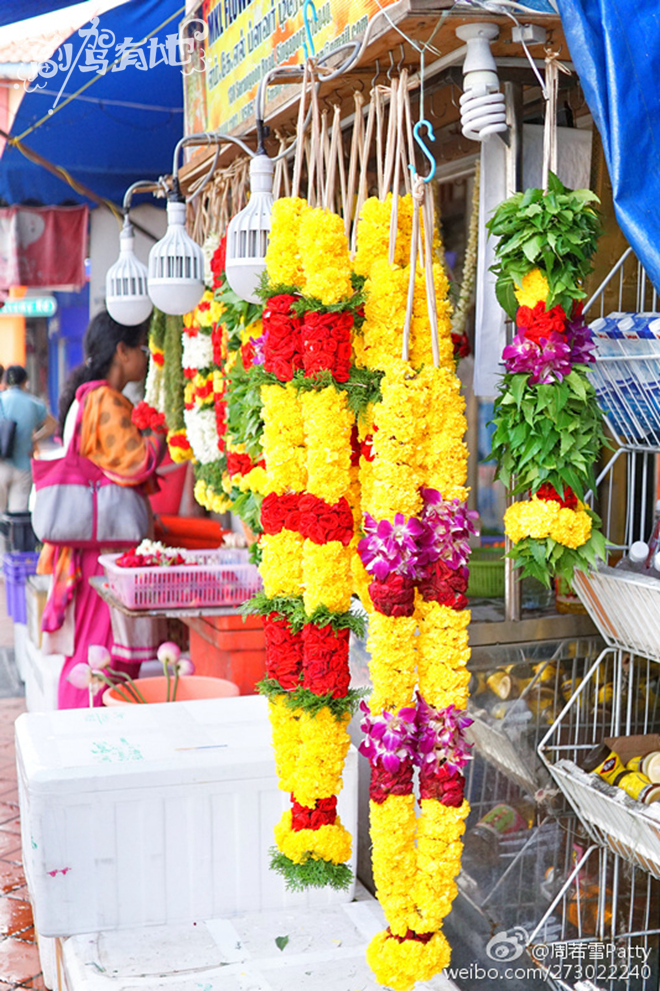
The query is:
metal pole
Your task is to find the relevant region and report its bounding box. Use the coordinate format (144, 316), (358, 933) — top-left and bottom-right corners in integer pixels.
(503, 81), (523, 623)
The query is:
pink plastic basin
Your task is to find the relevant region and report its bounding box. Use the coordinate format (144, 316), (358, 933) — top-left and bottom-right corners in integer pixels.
(103, 675), (240, 706)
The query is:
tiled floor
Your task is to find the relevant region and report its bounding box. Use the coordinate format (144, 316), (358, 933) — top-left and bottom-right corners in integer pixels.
(0, 584), (47, 989)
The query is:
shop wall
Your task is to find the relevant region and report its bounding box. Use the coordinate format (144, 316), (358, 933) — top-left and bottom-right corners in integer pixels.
(88, 204), (167, 320)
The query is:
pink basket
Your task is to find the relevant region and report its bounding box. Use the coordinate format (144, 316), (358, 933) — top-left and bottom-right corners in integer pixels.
(99, 549), (262, 611)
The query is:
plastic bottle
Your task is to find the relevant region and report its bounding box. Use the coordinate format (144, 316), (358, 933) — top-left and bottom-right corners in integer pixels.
(615, 540), (650, 572)
(646, 501), (660, 568)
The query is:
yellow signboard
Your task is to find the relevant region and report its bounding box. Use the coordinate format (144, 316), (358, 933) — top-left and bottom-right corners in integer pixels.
(203, 0), (398, 134)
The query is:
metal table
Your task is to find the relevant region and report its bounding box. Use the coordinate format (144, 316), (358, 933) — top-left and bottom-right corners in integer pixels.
(89, 576), (243, 619)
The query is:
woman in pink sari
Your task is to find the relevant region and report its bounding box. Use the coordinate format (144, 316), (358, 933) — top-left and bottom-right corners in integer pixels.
(39, 311), (165, 708)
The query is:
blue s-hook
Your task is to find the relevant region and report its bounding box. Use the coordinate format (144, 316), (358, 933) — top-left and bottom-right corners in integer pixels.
(409, 119), (436, 183)
(302, 0), (318, 59)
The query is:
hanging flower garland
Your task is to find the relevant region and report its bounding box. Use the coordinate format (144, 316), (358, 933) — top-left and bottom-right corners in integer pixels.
(243, 198), (372, 891)
(132, 307), (167, 434)
(450, 161), (480, 358)
(487, 173), (607, 585)
(193, 236), (265, 528)
(352, 193), (477, 990)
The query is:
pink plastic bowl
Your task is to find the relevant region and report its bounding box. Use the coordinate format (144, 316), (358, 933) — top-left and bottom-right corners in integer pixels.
(102, 675), (240, 706)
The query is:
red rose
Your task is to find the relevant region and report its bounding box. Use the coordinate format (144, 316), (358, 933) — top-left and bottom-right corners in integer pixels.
(369, 759), (414, 803)
(266, 294), (299, 315)
(452, 331), (471, 359)
(417, 561), (469, 606)
(211, 325), (225, 366)
(242, 340), (256, 371)
(536, 482), (578, 510)
(226, 452), (255, 476)
(517, 301), (567, 346)
(369, 574), (415, 616)
(211, 234), (227, 287)
(302, 623), (350, 698)
(260, 492), (301, 535)
(301, 310), (353, 382)
(419, 763), (465, 806)
(291, 795), (337, 830)
(264, 613), (303, 690)
(298, 494), (354, 546)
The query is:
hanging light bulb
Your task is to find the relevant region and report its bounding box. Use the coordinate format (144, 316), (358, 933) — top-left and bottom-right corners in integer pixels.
(456, 23), (507, 142)
(225, 154), (274, 303)
(105, 216), (153, 326)
(147, 190), (205, 315)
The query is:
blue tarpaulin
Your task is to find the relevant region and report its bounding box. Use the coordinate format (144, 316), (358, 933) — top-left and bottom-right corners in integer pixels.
(0, 0), (185, 206)
(0, 2), (79, 28)
(558, 0), (660, 291)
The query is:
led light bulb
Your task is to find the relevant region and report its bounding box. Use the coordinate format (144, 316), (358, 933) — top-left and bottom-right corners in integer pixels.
(105, 219), (153, 326)
(225, 154), (274, 303)
(147, 198), (205, 315)
(456, 23), (507, 142)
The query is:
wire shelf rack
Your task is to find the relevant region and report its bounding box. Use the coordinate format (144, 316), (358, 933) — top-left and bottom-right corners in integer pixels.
(466, 638), (603, 795)
(527, 829), (660, 991)
(539, 647), (660, 878)
(573, 567), (660, 663)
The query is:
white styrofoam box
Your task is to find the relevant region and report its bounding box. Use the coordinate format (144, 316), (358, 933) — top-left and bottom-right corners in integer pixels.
(17, 695), (357, 938)
(23, 638), (65, 712)
(13, 621), (28, 681)
(56, 885), (459, 991)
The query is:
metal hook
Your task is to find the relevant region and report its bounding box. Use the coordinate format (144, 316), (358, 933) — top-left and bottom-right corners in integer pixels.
(387, 51), (394, 81)
(397, 44), (405, 72)
(371, 59), (380, 89)
(409, 119), (436, 183)
(354, 77), (365, 94)
(302, 0), (318, 59)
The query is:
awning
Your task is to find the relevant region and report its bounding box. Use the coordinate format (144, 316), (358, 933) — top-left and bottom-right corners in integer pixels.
(558, 0), (660, 292)
(0, 0), (185, 207)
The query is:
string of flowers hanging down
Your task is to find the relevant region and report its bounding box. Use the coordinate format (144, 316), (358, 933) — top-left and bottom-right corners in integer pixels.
(193, 236), (266, 527)
(487, 172), (607, 585)
(351, 183), (478, 990)
(132, 309), (190, 459)
(243, 196), (370, 890)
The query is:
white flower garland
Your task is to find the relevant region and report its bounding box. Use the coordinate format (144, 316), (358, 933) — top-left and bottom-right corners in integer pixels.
(182, 331), (214, 372)
(452, 162), (480, 340)
(184, 406), (220, 464)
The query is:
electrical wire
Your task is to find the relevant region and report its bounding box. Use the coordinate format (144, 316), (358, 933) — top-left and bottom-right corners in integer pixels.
(0, 82), (183, 114)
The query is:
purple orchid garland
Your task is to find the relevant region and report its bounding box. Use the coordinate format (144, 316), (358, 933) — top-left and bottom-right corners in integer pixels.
(359, 694), (473, 774)
(358, 490), (479, 583)
(502, 312), (596, 385)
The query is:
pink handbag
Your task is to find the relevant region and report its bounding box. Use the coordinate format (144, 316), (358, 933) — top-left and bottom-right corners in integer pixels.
(31, 383), (149, 549)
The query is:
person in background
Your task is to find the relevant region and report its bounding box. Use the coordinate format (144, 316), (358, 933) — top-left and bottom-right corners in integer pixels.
(0, 365), (57, 514)
(38, 310), (166, 708)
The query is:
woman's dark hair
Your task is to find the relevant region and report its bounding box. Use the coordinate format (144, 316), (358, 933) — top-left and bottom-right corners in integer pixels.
(58, 309), (150, 434)
(5, 365), (27, 387)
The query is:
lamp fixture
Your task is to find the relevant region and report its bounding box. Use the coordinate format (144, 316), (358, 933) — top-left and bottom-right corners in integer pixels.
(456, 22), (508, 141)
(105, 181), (155, 326)
(224, 153), (274, 303)
(147, 189), (205, 316)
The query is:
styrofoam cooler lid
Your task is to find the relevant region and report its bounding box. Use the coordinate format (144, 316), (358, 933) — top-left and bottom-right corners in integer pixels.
(15, 695), (278, 794)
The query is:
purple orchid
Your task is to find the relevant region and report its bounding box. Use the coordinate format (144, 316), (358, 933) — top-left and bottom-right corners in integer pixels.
(415, 693), (473, 773)
(565, 315), (596, 365)
(419, 489), (480, 571)
(359, 699), (418, 773)
(358, 511), (428, 581)
(251, 333), (266, 366)
(503, 331), (573, 384)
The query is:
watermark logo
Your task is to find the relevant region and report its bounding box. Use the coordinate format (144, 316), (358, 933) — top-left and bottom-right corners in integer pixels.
(486, 927), (529, 962)
(22, 16), (208, 110)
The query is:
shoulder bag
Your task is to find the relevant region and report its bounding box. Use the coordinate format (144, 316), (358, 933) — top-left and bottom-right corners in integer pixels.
(0, 395), (17, 460)
(30, 384), (150, 549)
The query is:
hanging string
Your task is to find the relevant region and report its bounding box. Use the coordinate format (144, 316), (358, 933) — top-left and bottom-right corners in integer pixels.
(541, 51), (571, 192)
(292, 60), (310, 198)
